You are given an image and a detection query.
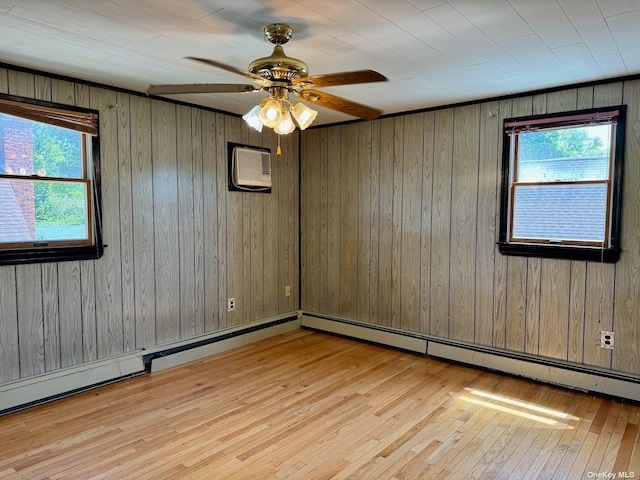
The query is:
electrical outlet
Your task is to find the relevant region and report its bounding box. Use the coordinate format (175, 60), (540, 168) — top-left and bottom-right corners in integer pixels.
(600, 331), (614, 349)
(285, 285), (291, 297)
(228, 297), (236, 312)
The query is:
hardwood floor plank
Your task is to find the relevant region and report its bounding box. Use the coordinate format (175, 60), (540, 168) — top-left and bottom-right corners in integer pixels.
(0, 330), (636, 479)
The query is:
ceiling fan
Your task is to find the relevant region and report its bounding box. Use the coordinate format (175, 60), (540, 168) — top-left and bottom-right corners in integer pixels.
(147, 23), (388, 134)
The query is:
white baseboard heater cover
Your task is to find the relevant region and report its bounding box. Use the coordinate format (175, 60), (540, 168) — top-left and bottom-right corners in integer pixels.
(302, 313), (640, 402)
(427, 341), (640, 402)
(0, 353), (144, 414)
(1, 312), (301, 415)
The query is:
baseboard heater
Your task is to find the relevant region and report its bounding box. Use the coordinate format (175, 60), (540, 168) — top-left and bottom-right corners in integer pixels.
(142, 314), (301, 372)
(0, 353), (144, 416)
(1, 313), (301, 416)
(301, 313), (640, 402)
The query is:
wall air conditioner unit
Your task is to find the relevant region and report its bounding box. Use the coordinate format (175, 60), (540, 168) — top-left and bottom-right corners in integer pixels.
(228, 143), (272, 193)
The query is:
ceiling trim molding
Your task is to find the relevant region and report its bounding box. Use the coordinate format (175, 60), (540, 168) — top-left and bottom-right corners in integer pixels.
(311, 72), (640, 130)
(1, 60), (639, 131)
(0, 61), (243, 119)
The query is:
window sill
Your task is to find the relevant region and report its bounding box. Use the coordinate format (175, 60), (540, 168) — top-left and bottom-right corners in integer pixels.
(0, 244), (104, 266)
(497, 242), (620, 263)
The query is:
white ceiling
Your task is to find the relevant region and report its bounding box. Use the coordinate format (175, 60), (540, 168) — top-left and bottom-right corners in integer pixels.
(0, 0), (638, 125)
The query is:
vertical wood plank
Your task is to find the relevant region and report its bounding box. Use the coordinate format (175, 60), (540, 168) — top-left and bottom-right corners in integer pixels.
(318, 128), (330, 315)
(241, 132), (252, 325)
(262, 128), (279, 317)
(539, 259), (571, 359)
(57, 261), (82, 368)
(450, 105), (479, 342)
(115, 92), (136, 353)
(377, 118), (394, 326)
(568, 262), (586, 363)
(302, 130), (321, 312)
(176, 105), (197, 339)
(577, 86), (594, 110)
(299, 133), (308, 309)
(34, 75), (51, 100)
(400, 113), (423, 332)
(16, 264), (44, 377)
(225, 115), (243, 327)
(505, 258), (527, 352)
(475, 101), (500, 346)
(51, 78), (75, 106)
(285, 131), (299, 313)
(80, 260), (97, 362)
(326, 126), (341, 317)
(0, 67), (7, 93)
(41, 263), (60, 371)
(430, 109), (453, 337)
(152, 99), (179, 343)
(584, 263), (615, 368)
(0, 266), (19, 382)
(419, 113), (434, 334)
(130, 95), (155, 348)
(369, 121), (381, 325)
(390, 118), (403, 329)
(213, 112), (226, 330)
(246, 127), (263, 322)
(191, 108), (205, 335)
(593, 82), (623, 110)
(91, 87), (124, 358)
(339, 124), (358, 319)
(357, 122), (372, 324)
(525, 259), (541, 355)
(203, 111), (220, 331)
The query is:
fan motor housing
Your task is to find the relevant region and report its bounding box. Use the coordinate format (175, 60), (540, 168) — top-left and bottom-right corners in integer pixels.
(249, 45), (309, 81)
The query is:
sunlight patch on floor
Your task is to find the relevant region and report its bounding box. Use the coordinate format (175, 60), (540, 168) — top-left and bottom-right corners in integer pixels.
(458, 388), (580, 427)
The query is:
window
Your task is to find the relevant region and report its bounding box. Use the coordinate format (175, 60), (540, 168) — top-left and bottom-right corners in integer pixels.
(0, 94), (102, 265)
(498, 106), (625, 263)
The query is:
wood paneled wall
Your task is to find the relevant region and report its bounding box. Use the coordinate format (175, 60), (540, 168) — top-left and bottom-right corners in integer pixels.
(0, 68), (299, 384)
(301, 79), (640, 376)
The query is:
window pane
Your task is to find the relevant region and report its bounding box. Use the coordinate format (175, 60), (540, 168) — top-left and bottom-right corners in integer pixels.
(512, 183), (607, 242)
(0, 112), (83, 178)
(0, 178), (88, 243)
(517, 125), (611, 182)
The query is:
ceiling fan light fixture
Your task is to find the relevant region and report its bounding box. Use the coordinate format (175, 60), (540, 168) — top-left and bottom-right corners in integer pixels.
(258, 98), (283, 128)
(290, 102), (317, 130)
(274, 110), (296, 135)
(242, 105), (263, 132)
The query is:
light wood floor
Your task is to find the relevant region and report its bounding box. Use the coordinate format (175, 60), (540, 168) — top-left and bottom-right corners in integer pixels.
(1, 329), (639, 479)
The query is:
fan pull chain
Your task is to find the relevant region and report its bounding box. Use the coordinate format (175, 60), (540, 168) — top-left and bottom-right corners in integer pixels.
(277, 134), (282, 155)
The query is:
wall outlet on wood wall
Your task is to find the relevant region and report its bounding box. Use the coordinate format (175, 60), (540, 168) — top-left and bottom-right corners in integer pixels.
(601, 331), (614, 349)
(228, 298), (236, 312)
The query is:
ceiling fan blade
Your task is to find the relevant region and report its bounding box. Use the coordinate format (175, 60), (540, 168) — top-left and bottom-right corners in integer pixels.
(147, 84), (257, 95)
(298, 89), (383, 121)
(294, 70), (387, 88)
(186, 56), (263, 81)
